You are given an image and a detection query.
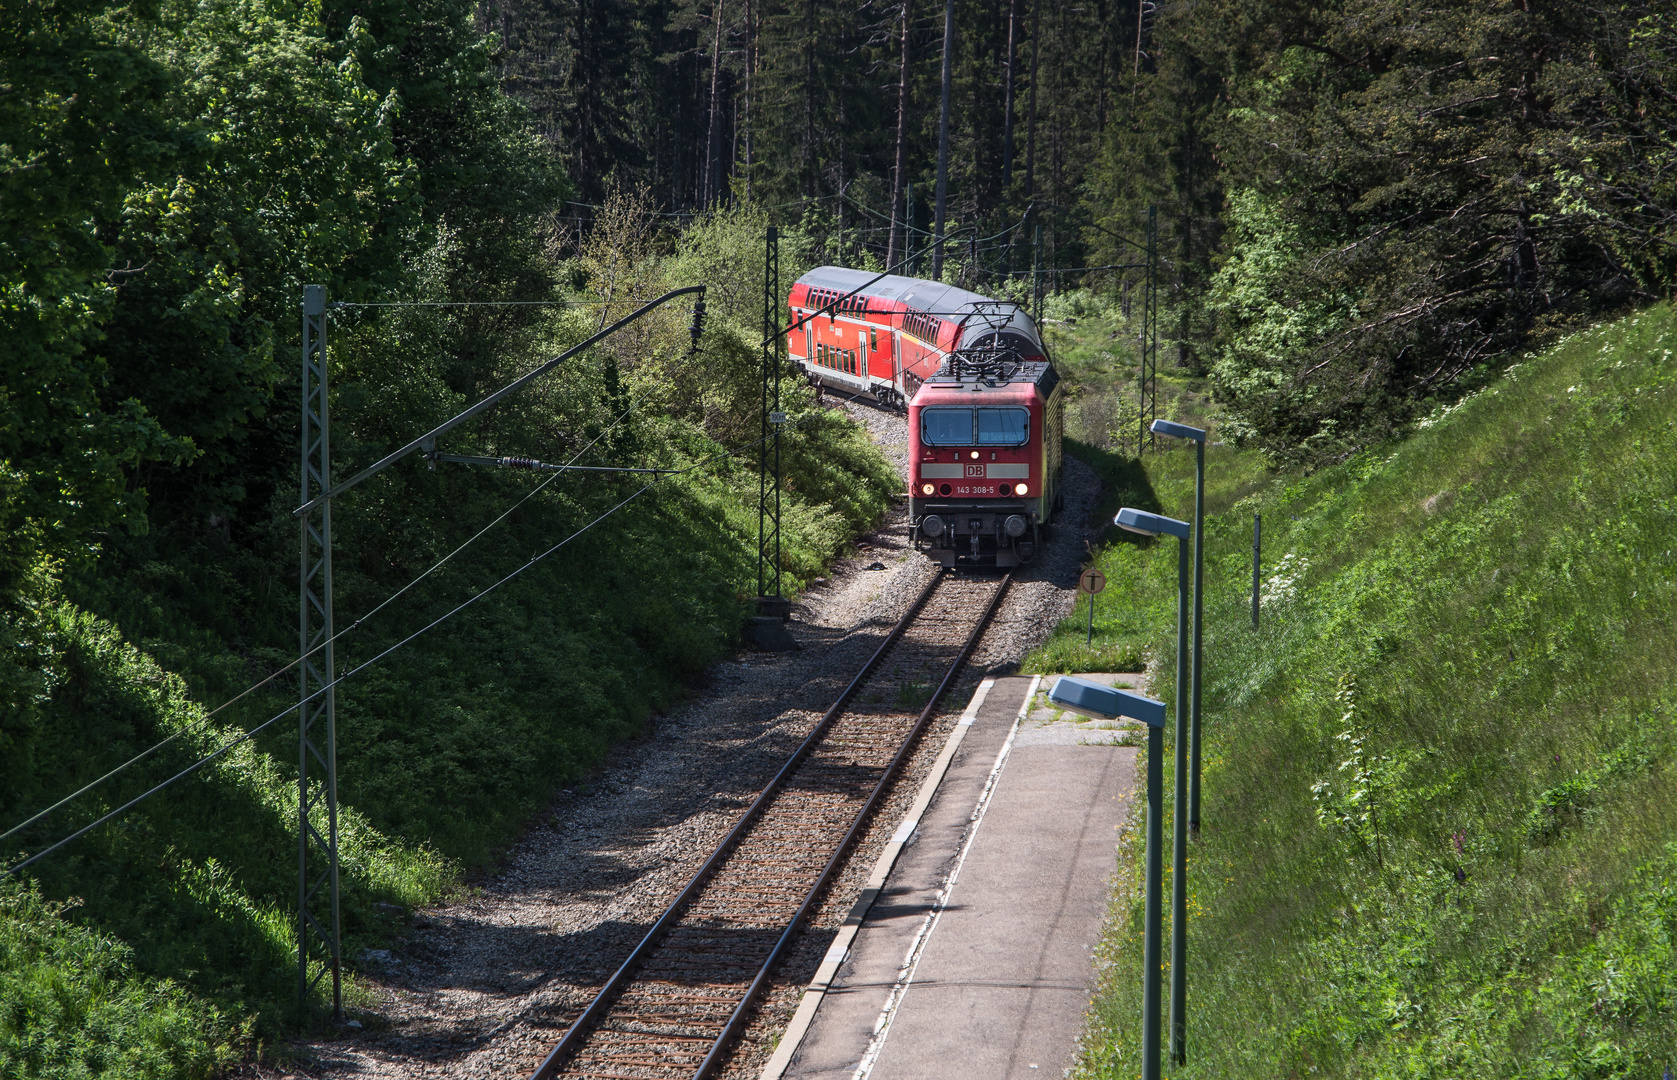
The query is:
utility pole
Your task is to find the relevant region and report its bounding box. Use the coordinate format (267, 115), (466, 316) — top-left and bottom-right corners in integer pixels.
(754, 229), (794, 649)
(905, 183), (916, 276)
(758, 226), (783, 604)
(931, 0), (954, 280)
(297, 285), (341, 1025)
(1138, 205), (1158, 451)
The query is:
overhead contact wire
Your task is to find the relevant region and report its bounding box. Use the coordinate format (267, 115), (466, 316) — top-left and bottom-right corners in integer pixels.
(0, 318), (703, 848)
(1, 481), (654, 879)
(2, 403), (819, 875)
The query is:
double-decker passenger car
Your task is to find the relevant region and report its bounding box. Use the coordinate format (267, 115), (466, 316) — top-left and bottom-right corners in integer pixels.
(786, 266), (1063, 567)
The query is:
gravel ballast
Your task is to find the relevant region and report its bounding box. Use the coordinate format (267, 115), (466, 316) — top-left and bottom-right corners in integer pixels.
(276, 399), (1103, 1079)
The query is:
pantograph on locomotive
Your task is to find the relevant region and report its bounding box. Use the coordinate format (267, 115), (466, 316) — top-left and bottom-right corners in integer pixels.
(786, 267), (1065, 568)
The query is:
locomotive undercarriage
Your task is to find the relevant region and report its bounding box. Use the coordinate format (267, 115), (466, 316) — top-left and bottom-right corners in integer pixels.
(911, 502), (1040, 568)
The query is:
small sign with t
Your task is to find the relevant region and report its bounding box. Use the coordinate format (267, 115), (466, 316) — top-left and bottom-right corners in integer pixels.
(1079, 567), (1106, 644)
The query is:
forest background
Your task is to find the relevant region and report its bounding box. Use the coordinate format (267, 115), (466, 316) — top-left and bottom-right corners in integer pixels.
(4, 0), (1677, 1070)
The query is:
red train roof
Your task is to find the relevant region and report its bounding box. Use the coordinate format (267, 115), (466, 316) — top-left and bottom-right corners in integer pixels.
(791, 266), (1045, 352)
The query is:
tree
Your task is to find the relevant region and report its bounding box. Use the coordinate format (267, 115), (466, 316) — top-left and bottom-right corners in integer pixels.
(0, 0), (193, 596)
(1203, 0), (1677, 461)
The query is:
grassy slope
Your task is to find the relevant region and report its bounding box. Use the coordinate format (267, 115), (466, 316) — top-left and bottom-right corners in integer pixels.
(0, 880), (239, 1078)
(0, 379), (896, 1059)
(1054, 303), (1677, 1076)
(1026, 294), (1271, 675)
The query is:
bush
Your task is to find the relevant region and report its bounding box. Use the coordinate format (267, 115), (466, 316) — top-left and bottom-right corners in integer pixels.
(0, 879), (243, 1079)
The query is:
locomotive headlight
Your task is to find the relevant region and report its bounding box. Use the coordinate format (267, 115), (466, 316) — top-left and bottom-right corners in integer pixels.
(1016, 482), (1029, 496)
(920, 483), (934, 496)
(970, 450), (980, 459)
(1004, 515), (1028, 538)
(921, 515), (946, 538)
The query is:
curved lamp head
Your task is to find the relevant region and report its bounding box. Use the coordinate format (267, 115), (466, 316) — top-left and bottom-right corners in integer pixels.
(1116, 506), (1190, 540)
(1049, 676), (1167, 727)
(1150, 419), (1207, 443)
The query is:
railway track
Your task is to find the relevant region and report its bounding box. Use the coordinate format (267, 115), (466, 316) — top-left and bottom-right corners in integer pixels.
(529, 568), (1012, 1080)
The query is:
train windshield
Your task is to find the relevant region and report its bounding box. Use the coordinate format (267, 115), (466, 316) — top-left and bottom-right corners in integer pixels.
(977, 408), (1030, 445)
(921, 408), (973, 445)
(920, 407), (1030, 446)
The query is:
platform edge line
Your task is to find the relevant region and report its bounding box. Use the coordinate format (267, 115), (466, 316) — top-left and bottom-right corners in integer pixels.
(848, 674), (1040, 1080)
(757, 675), (1000, 1080)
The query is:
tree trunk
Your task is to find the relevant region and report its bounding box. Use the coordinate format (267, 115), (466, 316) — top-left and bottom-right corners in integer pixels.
(743, 0), (753, 201)
(575, 0), (593, 196)
(1134, 0), (1146, 77)
(932, 0), (954, 279)
(1002, 0), (1017, 194)
(803, 0), (816, 202)
(887, 0), (911, 268)
(1024, 0), (1038, 198)
(704, 0), (726, 206)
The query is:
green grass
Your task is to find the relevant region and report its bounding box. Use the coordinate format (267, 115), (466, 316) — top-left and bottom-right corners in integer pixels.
(1049, 303), (1677, 1076)
(0, 879), (243, 1078)
(1, 378), (897, 1048)
(1024, 427), (1268, 676)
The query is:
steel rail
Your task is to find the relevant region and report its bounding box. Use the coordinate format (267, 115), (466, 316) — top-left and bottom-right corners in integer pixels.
(691, 571), (1013, 1079)
(528, 569), (949, 1080)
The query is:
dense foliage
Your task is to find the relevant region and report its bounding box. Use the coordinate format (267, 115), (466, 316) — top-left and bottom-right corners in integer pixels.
(0, 880), (240, 1078)
(1053, 304), (1677, 1075)
(1, 0), (898, 1057)
(495, 0), (1677, 460)
(1095, 0), (1677, 459)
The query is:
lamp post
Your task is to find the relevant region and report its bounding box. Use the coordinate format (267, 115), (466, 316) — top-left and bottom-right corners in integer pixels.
(1047, 675), (1168, 1080)
(1149, 419), (1207, 835)
(1115, 506), (1192, 1067)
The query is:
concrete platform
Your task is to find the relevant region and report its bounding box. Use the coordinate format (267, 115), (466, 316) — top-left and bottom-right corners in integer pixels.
(764, 673), (1142, 1080)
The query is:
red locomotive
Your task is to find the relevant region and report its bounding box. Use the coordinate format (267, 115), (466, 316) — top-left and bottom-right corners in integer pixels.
(786, 267), (1064, 567)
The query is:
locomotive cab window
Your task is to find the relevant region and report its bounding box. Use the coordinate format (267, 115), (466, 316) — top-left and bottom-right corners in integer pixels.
(976, 408), (1029, 445)
(920, 408), (974, 446)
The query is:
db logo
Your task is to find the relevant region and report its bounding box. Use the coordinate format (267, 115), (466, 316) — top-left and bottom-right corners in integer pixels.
(965, 464), (984, 477)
